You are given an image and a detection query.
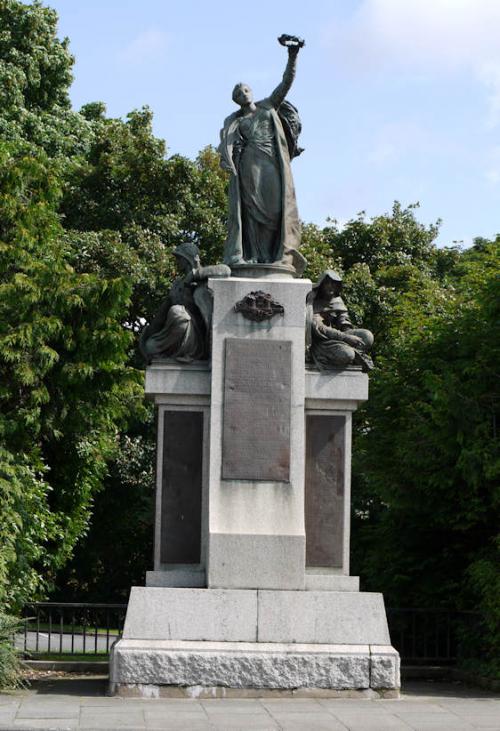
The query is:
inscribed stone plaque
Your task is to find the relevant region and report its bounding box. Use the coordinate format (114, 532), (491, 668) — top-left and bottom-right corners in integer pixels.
(222, 339), (291, 481)
(305, 414), (346, 568)
(161, 410), (203, 564)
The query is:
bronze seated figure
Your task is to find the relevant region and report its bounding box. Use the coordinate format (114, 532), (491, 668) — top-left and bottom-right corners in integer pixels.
(139, 243), (230, 363)
(307, 271), (374, 372)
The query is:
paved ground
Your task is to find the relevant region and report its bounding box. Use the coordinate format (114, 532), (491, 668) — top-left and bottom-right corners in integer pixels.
(0, 679), (498, 730)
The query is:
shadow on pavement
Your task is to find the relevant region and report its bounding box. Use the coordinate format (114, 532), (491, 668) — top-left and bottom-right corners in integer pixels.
(26, 676), (108, 696)
(403, 679), (500, 699)
(20, 677), (500, 701)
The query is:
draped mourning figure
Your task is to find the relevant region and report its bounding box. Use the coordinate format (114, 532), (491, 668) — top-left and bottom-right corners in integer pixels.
(139, 243), (230, 363)
(218, 35), (306, 276)
(306, 271), (374, 372)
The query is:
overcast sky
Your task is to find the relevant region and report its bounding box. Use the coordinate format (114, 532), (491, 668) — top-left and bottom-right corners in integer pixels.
(47, 0), (500, 248)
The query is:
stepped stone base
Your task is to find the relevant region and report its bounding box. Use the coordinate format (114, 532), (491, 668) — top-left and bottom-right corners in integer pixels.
(120, 587), (392, 645)
(109, 640), (399, 696)
(109, 587), (400, 695)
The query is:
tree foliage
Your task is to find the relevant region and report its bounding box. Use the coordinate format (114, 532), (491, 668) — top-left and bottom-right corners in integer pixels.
(60, 108), (227, 327)
(51, 419), (155, 603)
(350, 238), (500, 664)
(0, 612), (25, 689)
(0, 141), (141, 610)
(0, 0), (91, 157)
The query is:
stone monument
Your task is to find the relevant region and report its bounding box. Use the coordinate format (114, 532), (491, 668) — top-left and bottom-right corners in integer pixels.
(110, 35), (400, 697)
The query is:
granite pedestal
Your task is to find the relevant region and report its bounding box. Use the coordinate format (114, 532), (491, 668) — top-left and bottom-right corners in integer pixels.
(110, 276), (399, 696)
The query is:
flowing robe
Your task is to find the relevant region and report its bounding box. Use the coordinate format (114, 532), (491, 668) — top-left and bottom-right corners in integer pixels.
(219, 50), (306, 275)
(219, 100), (302, 270)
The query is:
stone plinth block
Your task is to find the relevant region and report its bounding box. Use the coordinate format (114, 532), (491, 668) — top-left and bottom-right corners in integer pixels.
(122, 587), (257, 642)
(121, 587), (391, 646)
(110, 640), (371, 692)
(258, 591), (391, 645)
(208, 533), (305, 590)
(109, 640), (400, 695)
(145, 362), (210, 400)
(369, 645), (401, 689)
(305, 368), (368, 410)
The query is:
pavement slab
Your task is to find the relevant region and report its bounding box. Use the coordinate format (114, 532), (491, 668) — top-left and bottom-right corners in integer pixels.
(261, 698), (329, 713)
(201, 699), (269, 714)
(16, 704), (81, 719)
(0, 680), (497, 730)
(206, 715), (278, 730)
(13, 720), (79, 729)
(145, 721), (214, 731)
(390, 711), (476, 729)
(264, 711), (347, 729)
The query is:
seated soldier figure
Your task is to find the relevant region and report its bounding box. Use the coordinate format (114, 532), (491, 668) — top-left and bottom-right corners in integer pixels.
(139, 243), (230, 363)
(306, 271), (374, 372)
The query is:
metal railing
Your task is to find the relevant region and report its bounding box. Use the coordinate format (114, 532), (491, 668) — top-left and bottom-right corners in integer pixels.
(387, 607), (483, 665)
(19, 602), (483, 664)
(20, 602), (127, 656)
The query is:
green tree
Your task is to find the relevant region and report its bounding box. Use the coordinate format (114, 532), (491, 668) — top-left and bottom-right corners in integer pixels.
(51, 422), (155, 603)
(0, 0), (91, 157)
(0, 141), (141, 610)
(351, 238), (499, 667)
(321, 202), (440, 273)
(60, 106), (227, 327)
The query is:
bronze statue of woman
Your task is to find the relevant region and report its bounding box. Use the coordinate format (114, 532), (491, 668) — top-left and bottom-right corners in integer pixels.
(218, 35), (306, 276)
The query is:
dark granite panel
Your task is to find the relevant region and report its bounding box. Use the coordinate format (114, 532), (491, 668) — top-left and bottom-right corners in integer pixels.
(305, 414), (345, 568)
(222, 339), (291, 481)
(161, 410), (203, 564)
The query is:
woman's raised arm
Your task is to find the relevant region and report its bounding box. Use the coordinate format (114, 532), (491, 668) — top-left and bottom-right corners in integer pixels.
(269, 45), (300, 108)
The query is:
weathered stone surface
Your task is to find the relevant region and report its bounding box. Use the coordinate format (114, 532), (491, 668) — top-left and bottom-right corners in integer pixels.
(144, 361), (210, 399)
(222, 339), (292, 482)
(110, 640), (370, 690)
(258, 590), (391, 645)
(370, 645), (401, 689)
(161, 410), (203, 564)
(305, 368), (368, 407)
(305, 571), (359, 592)
(208, 533), (305, 590)
(305, 414), (345, 568)
(122, 588), (392, 646)
(122, 587), (257, 642)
